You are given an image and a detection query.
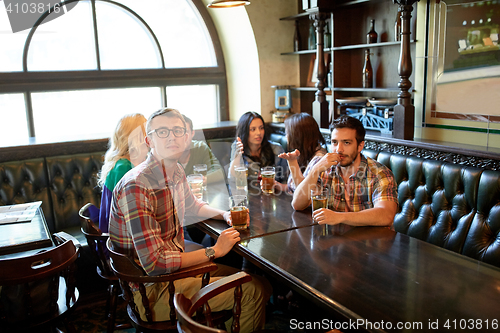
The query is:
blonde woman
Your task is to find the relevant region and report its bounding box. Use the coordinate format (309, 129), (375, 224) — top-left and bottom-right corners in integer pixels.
(98, 113), (148, 232)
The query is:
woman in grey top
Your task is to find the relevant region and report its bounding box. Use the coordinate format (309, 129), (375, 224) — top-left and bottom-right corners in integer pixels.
(229, 111), (288, 184)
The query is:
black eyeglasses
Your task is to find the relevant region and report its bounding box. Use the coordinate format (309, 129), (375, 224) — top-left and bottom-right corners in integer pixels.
(148, 126), (186, 138)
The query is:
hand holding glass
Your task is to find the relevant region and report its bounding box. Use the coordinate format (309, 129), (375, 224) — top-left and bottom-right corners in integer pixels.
(187, 174), (203, 200)
(229, 195), (249, 230)
(311, 188), (328, 222)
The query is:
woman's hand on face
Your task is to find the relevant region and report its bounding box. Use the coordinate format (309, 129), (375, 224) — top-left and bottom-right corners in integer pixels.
(278, 149), (300, 161)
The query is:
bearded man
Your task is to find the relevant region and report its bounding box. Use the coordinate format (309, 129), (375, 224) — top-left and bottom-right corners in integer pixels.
(292, 115), (398, 227)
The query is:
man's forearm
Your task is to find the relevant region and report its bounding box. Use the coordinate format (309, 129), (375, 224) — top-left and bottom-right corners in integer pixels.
(292, 170), (320, 210)
(198, 204), (227, 221)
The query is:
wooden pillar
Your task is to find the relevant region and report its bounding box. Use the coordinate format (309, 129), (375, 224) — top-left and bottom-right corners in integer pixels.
(310, 12), (330, 129)
(393, 0), (418, 140)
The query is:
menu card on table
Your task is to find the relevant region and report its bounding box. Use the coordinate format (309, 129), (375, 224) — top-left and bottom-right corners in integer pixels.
(0, 201), (42, 225)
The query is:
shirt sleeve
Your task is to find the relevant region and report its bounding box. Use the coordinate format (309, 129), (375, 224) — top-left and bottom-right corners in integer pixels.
(372, 167), (399, 206)
(119, 181), (182, 275)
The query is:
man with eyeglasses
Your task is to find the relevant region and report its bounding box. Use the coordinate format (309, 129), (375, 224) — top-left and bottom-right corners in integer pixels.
(108, 108), (271, 332)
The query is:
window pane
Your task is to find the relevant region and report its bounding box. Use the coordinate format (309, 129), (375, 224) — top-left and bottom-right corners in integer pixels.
(27, 1), (97, 71)
(0, 94), (29, 145)
(96, 2), (161, 70)
(166, 85), (218, 127)
(115, 0), (217, 68)
(31, 88), (161, 141)
(0, 9), (26, 72)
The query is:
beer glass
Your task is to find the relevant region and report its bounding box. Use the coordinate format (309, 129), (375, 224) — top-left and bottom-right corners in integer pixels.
(260, 166), (275, 194)
(193, 164), (208, 190)
(187, 174), (203, 200)
(311, 188), (328, 221)
(229, 195), (248, 230)
(234, 166), (248, 190)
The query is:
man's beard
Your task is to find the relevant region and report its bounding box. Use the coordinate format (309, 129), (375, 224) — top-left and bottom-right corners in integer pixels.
(338, 149), (359, 168)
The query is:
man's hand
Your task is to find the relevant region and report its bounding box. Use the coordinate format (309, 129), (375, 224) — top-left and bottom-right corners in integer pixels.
(278, 149), (300, 161)
(213, 228), (241, 258)
(312, 153), (340, 175)
(312, 208), (341, 226)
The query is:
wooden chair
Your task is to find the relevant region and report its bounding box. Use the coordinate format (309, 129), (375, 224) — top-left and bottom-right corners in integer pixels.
(0, 232), (80, 332)
(79, 202), (130, 333)
(174, 272), (252, 333)
(106, 238), (220, 332)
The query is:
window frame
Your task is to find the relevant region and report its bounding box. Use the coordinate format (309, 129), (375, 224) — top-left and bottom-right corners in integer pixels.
(0, 0), (228, 138)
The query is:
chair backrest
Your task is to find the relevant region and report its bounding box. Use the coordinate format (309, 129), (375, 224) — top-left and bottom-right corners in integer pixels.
(106, 238), (218, 329)
(174, 272), (252, 333)
(0, 238), (79, 329)
(79, 203), (114, 278)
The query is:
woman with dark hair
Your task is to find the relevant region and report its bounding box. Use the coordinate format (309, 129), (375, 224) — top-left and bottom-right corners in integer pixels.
(278, 112), (327, 192)
(229, 111), (287, 183)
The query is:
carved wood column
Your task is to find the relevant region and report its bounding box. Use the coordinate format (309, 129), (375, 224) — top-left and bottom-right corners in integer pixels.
(393, 0), (418, 140)
(310, 12), (329, 129)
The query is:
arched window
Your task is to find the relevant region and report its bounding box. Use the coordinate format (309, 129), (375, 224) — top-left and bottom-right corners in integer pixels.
(0, 0), (227, 145)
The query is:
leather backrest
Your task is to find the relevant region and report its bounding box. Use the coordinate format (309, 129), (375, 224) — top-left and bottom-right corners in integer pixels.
(381, 152), (481, 254)
(462, 170), (500, 267)
(0, 158), (54, 231)
(269, 133), (288, 151)
(46, 152), (104, 231)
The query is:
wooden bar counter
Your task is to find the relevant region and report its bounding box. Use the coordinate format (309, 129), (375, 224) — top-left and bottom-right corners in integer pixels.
(198, 182), (500, 332)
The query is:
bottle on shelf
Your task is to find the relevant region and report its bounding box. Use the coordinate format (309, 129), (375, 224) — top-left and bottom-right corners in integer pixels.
(327, 62), (333, 88)
(293, 20), (301, 52)
(395, 10), (402, 41)
(324, 20), (331, 49)
(308, 21), (316, 50)
(362, 49), (373, 88)
(367, 19), (378, 44)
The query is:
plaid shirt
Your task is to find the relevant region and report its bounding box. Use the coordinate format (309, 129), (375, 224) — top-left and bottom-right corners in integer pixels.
(109, 153), (206, 276)
(319, 154), (398, 212)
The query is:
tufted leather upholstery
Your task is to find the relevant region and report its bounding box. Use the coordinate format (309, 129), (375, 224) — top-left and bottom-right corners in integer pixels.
(270, 132), (288, 151)
(45, 153), (104, 234)
(462, 170), (500, 267)
(0, 158), (54, 229)
(387, 153), (482, 253)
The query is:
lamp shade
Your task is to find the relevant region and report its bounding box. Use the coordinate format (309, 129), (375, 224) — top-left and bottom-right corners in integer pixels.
(207, 0), (250, 8)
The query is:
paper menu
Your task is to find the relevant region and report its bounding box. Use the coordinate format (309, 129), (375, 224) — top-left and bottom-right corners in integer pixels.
(0, 201), (42, 225)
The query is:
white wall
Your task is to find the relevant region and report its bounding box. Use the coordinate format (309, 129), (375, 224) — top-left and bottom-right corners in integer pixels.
(204, 0), (299, 122)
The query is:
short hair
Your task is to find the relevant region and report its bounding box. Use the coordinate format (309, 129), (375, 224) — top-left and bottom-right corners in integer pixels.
(146, 108), (185, 134)
(330, 115), (365, 144)
(182, 114), (194, 132)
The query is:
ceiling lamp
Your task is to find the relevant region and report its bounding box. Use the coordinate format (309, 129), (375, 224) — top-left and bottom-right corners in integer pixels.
(207, 0), (250, 8)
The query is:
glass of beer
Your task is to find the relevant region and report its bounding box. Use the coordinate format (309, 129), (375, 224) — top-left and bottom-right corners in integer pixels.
(234, 166), (248, 190)
(311, 188), (328, 221)
(229, 195), (248, 230)
(187, 174), (204, 200)
(193, 164), (208, 190)
(260, 166), (275, 194)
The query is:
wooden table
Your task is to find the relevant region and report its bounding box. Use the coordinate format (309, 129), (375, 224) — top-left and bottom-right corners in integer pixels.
(0, 202), (52, 257)
(199, 185), (500, 332)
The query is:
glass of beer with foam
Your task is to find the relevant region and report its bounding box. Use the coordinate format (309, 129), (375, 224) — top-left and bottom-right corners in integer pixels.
(311, 188), (328, 221)
(260, 166), (275, 194)
(229, 195), (248, 230)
